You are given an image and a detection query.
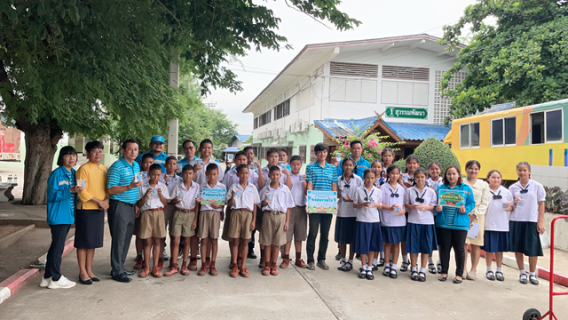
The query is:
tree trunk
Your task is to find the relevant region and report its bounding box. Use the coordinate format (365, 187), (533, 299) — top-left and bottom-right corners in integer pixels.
(18, 120), (62, 205)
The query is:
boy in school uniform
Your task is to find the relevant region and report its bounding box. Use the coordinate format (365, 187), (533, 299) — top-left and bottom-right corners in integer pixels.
(133, 153), (154, 270)
(282, 155), (308, 268)
(164, 164), (200, 277)
(192, 139), (224, 186)
(226, 164), (260, 278)
(197, 163), (227, 276)
(306, 143), (337, 271)
(159, 156), (183, 265)
(136, 164), (170, 278)
(259, 166), (294, 276)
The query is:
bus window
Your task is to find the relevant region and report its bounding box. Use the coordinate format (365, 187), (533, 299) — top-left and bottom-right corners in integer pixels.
(546, 110), (562, 142)
(460, 123), (479, 148)
(492, 119), (503, 146)
(471, 123), (480, 147)
(504, 117), (516, 145)
(531, 112), (544, 144)
(460, 124), (469, 148)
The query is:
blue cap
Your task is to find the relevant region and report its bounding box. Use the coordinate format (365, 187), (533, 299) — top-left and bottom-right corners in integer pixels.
(150, 135), (165, 143)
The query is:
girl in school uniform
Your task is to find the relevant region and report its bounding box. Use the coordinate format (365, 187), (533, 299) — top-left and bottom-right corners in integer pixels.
(400, 156), (420, 271)
(404, 168), (437, 282)
(509, 162), (546, 285)
(380, 148), (395, 179)
(380, 164), (406, 279)
(371, 160), (385, 187)
(482, 170), (513, 282)
(353, 169), (383, 280)
(435, 165), (476, 284)
(427, 161), (443, 274)
(336, 158), (363, 272)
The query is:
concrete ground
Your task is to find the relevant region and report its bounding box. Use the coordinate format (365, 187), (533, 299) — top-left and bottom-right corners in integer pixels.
(0, 222), (567, 320)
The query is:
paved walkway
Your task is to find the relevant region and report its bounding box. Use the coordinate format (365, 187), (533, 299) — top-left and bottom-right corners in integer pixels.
(0, 223), (566, 320)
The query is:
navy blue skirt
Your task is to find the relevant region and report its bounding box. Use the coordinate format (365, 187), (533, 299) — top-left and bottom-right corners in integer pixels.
(509, 221), (543, 257)
(354, 221), (383, 254)
(482, 230), (510, 253)
(381, 225), (406, 244)
(335, 216), (357, 245)
(405, 223), (437, 254)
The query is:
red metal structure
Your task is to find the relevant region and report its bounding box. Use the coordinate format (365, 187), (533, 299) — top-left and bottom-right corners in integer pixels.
(524, 215), (568, 320)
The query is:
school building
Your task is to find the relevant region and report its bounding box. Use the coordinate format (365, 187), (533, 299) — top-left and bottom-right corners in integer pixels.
(242, 33), (464, 164)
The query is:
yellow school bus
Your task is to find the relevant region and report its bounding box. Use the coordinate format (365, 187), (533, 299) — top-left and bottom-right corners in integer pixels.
(445, 98), (568, 181)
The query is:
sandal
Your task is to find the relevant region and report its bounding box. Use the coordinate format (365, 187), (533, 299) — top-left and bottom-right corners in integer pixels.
(428, 263), (436, 274)
(411, 271), (419, 281)
(486, 271), (495, 281)
(378, 258), (385, 267)
(383, 267), (391, 277)
(342, 262), (353, 272)
(390, 269), (398, 279)
(495, 271), (504, 282)
(437, 262), (442, 274)
(418, 272), (426, 282)
(400, 261), (410, 272)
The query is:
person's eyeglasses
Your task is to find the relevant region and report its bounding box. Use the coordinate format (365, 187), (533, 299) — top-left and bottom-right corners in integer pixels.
(183, 147), (195, 151)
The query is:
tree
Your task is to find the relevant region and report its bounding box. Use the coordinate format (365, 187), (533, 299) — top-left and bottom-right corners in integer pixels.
(0, 0), (360, 204)
(331, 127), (402, 163)
(411, 137), (460, 173)
(439, 0), (568, 121)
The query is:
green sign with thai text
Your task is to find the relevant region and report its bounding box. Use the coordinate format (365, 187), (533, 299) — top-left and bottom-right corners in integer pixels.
(385, 107), (428, 119)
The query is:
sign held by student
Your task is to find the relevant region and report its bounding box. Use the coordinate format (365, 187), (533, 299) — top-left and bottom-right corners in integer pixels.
(438, 189), (466, 208)
(202, 188), (226, 205)
(307, 190), (337, 214)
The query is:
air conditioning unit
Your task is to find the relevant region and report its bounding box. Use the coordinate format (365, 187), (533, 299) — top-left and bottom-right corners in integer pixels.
(272, 129), (278, 137)
(299, 121), (309, 132)
(289, 125), (296, 133)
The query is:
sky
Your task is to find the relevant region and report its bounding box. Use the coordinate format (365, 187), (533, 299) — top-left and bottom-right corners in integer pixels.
(204, 0), (478, 135)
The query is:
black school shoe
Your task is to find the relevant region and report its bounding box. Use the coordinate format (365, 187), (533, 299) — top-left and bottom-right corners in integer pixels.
(111, 274), (132, 283)
(529, 275), (539, 285)
(383, 267), (390, 277)
(78, 277), (93, 285)
(358, 270), (367, 279)
(519, 275), (528, 284)
(400, 262), (409, 272)
(378, 258), (385, 267)
(366, 270), (375, 280)
(418, 272), (426, 282)
(389, 270), (398, 279)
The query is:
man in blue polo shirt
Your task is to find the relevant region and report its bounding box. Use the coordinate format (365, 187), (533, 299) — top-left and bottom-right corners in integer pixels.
(136, 135), (168, 173)
(177, 139), (201, 171)
(108, 139), (143, 283)
(305, 142), (337, 271)
(336, 139), (370, 179)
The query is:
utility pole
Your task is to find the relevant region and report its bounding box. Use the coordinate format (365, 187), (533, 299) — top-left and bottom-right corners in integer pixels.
(167, 57), (179, 158)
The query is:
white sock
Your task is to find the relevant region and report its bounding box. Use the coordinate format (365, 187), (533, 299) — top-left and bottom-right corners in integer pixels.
(420, 268), (426, 274)
(348, 259), (353, 265)
(411, 266), (417, 272)
(428, 256), (434, 264)
(529, 272), (536, 277)
(372, 258), (378, 265)
(365, 265), (371, 271)
(486, 266), (493, 272)
(380, 251), (384, 259)
(437, 259), (441, 265)
(341, 258), (346, 263)
(520, 270), (526, 277)
(385, 263), (390, 269)
(402, 255), (409, 264)
(496, 267), (502, 273)
(391, 263), (397, 270)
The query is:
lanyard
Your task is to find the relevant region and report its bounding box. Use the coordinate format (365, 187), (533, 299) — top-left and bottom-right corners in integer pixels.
(363, 188), (374, 201)
(415, 189), (427, 203)
(390, 186), (399, 198)
(490, 190), (502, 200)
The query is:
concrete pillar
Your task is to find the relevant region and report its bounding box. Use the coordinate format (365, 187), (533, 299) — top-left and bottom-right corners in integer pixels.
(168, 58), (179, 157)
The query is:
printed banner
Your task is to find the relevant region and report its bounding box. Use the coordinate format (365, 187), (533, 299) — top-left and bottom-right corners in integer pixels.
(438, 189), (466, 208)
(202, 188), (226, 205)
(307, 190), (337, 214)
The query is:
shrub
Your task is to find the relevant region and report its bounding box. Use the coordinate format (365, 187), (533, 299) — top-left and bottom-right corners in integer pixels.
(544, 186), (568, 214)
(412, 137), (461, 173)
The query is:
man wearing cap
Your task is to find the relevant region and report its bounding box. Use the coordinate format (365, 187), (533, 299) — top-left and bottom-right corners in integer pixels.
(136, 135), (169, 173)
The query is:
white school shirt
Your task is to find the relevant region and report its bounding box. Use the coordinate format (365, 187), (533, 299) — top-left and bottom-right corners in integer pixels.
(427, 177), (443, 190)
(337, 175), (363, 218)
(191, 158), (224, 186)
(226, 182), (260, 212)
(290, 173), (306, 207)
(160, 173), (183, 201)
(380, 183), (407, 227)
(174, 181), (201, 210)
(509, 179), (546, 222)
(353, 185), (382, 223)
(485, 186), (513, 231)
(223, 168), (259, 191)
(259, 184), (295, 213)
(138, 181), (170, 212)
(262, 166), (288, 186)
(404, 186), (437, 225)
(200, 181), (226, 212)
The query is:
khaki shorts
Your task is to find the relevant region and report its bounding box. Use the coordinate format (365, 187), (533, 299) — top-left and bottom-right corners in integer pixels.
(163, 204), (176, 232)
(171, 209), (196, 238)
(140, 209), (166, 239)
(221, 207), (232, 241)
(198, 210), (221, 239)
(286, 206), (307, 242)
(466, 214), (485, 246)
(260, 211), (287, 247)
(228, 209), (253, 240)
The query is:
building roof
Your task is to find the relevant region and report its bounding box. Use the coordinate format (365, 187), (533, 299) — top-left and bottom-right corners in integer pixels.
(223, 146), (240, 153)
(478, 102), (517, 115)
(242, 33), (465, 114)
(234, 135), (251, 142)
(314, 116), (449, 142)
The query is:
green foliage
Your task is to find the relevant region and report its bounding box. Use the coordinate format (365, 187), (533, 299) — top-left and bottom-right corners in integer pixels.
(544, 186), (568, 214)
(413, 137), (461, 173)
(394, 159), (406, 171)
(331, 127), (402, 163)
(439, 0), (568, 121)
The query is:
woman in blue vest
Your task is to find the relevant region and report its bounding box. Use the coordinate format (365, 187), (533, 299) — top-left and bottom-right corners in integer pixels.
(39, 146), (83, 289)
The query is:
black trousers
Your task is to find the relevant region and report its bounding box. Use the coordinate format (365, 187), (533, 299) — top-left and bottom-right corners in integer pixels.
(436, 227), (467, 277)
(108, 200), (135, 276)
(45, 224), (71, 281)
(249, 230), (256, 251)
(306, 214), (333, 263)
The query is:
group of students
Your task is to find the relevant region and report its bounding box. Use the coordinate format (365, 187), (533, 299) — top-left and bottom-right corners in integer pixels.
(42, 136), (546, 289)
